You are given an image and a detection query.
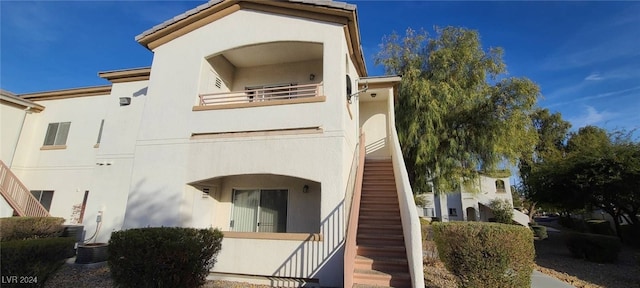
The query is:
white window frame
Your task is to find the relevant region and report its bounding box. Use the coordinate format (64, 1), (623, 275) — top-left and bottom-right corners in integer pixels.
(43, 122), (71, 146)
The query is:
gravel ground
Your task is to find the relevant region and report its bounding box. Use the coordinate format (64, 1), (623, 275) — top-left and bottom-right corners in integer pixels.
(534, 229), (640, 288)
(44, 262), (271, 288)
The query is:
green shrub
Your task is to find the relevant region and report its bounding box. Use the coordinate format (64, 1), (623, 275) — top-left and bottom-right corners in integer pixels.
(488, 199), (514, 224)
(433, 222), (534, 288)
(0, 237), (76, 287)
(558, 216), (587, 232)
(530, 225), (548, 240)
(421, 221), (439, 265)
(0, 217), (65, 241)
(586, 220), (614, 236)
(108, 227), (223, 288)
(564, 232), (621, 263)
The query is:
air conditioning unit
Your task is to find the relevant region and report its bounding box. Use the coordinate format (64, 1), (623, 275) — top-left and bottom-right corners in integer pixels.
(119, 97), (131, 106)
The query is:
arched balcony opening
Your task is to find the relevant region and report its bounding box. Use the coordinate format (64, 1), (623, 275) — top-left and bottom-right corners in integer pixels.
(196, 41), (324, 108)
(188, 173), (321, 236)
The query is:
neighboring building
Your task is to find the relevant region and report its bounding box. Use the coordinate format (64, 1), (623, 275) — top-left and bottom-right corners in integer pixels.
(0, 1), (424, 287)
(417, 175), (529, 225)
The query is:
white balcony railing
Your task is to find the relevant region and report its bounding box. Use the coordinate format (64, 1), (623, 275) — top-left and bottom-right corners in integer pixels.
(198, 83), (323, 106)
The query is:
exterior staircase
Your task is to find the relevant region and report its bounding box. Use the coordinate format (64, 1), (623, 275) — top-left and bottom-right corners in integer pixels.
(353, 159), (411, 287)
(475, 193), (529, 226)
(0, 160), (49, 217)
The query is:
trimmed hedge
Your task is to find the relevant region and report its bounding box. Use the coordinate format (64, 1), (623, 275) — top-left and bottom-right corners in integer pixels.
(108, 227), (223, 288)
(0, 217), (65, 241)
(586, 220), (614, 236)
(433, 222), (535, 288)
(0, 237), (76, 288)
(564, 232), (621, 263)
(530, 224), (548, 240)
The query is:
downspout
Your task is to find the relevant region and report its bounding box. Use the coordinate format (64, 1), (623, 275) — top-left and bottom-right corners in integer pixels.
(9, 107), (31, 168)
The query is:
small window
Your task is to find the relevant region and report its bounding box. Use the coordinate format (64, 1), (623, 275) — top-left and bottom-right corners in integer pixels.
(424, 208), (435, 217)
(43, 122), (70, 146)
(231, 189), (288, 233)
(448, 208), (457, 216)
(96, 120), (105, 145)
(495, 180), (506, 193)
(30, 190), (54, 211)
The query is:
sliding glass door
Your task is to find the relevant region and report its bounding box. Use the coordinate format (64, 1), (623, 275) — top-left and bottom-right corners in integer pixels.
(232, 189), (288, 233)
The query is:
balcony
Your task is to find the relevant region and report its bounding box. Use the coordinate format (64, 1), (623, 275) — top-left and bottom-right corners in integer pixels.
(196, 82), (324, 110)
(193, 41), (324, 111)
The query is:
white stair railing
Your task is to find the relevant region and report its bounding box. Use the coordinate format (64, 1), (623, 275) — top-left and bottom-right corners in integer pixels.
(0, 160), (49, 217)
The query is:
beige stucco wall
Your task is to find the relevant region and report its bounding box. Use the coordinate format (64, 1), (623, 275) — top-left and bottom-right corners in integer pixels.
(359, 100), (389, 158)
(0, 102), (28, 166)
(84, 80), (149, 242)
(119, 10), (357, 286)
(11, 94), (110, 221)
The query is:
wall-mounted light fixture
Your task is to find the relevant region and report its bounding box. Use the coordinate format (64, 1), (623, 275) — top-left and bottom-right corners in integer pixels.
(309, 74), (315, 81)
(303, 185), (309, 193)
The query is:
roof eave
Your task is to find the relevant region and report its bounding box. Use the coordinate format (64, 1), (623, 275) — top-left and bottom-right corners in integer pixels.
(98, 67), (151, 83)
(135, 0), (367, 76)
(0, 92), (46, 112)
(20, 85), (112, 101)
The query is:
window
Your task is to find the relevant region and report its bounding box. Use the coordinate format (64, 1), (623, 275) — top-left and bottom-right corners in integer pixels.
(424, 208), (435, 217)
(495, 180), (506, 193)
(30, 190), (54, 211)
(43, 122), (71, 146)
(96, 120), (104, 145)
(448, 208), (457, 216)
(231, 189), (288, 233)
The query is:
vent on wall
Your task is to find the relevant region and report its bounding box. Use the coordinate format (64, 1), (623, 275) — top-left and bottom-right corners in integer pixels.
(119, 97), (131, 106)
(215, 77), (222, 89)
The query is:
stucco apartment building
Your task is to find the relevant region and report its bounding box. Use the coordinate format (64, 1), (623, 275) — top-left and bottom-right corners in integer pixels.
(1, 1), (424, 287)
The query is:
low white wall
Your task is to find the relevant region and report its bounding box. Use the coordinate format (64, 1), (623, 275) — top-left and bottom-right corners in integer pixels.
(387, 92), (425, 288)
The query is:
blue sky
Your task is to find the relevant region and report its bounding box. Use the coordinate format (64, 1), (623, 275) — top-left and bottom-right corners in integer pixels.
(1, 1), (639, 134)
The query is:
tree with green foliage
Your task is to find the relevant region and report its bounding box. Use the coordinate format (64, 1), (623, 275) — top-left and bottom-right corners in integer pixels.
(526, 125), (640, 238)
(376, 27), (539, 194)
(518, 108), (571, 220)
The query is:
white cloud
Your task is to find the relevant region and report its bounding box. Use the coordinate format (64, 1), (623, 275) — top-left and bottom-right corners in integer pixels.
(584, 73), (603, 81)
(547, 85), (640, 108)
(569, 106), (615, 128)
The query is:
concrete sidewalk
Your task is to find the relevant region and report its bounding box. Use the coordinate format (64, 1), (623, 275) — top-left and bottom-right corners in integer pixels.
(532, 270), (575, 288)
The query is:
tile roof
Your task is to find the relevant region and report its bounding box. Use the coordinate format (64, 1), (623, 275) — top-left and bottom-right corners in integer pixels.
(135, 0), (356, 41)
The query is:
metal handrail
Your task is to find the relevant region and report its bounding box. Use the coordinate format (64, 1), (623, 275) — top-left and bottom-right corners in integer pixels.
(199, 83), (322, 106)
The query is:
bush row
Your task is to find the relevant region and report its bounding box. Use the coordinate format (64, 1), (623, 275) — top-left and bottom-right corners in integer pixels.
(0, 237), (76, 288)
(564, 232), (621, 263)
(433, 222), (535, 288)
(530, 224), (548, 240)
(0, 217), (65, 241)
(108, 227), (223, 288)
